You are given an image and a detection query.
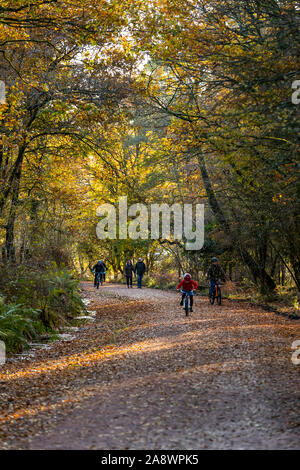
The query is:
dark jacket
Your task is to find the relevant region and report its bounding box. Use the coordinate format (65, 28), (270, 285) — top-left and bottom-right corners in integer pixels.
(207, 264), (225, 282)
(124, 262), (134, 277)
(134, 261), (146, 276)
(93, 261), (107, 273)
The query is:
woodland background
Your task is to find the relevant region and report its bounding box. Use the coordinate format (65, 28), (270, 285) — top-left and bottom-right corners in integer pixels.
(0, 0), (299, 351)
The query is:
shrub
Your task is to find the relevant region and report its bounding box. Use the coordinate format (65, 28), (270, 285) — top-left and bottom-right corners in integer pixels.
(41, 268), (85, 326)
(144, 272), (178, 290)
(0, 265), (85, 351)
(0, 302), (45, 352)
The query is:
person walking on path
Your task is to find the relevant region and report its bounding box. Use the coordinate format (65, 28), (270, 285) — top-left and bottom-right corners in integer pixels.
(134, 257), (146, 288)
(124, 260), (134, 288)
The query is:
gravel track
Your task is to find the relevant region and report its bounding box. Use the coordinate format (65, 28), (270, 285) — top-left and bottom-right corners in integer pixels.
(1, 283), (299, 450)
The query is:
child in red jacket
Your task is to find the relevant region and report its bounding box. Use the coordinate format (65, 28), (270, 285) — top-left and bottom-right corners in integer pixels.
(176, 273), (198, 312)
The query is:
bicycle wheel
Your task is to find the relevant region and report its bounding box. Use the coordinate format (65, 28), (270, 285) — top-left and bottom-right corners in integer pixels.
(184, 295), (189, 316)
(209, 291), (215, 305)
(217, 286), (222, 305)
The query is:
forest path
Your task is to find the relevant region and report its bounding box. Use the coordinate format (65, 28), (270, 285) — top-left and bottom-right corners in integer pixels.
(1, 282), (299, 449)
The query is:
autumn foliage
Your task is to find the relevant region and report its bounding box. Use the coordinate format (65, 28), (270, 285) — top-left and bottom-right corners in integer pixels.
(0, 0), (299, 349)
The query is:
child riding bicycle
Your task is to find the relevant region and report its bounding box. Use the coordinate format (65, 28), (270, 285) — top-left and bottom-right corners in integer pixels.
(176, 273), (198, 313)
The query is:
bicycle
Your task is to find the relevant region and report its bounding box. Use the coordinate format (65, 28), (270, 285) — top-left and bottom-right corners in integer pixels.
(209, 281), (222, 305)
(95, 271), (106, 288)
(100, 271), (105, 286)
(95, 272), (101, 289)
(181, 290), (193, 316)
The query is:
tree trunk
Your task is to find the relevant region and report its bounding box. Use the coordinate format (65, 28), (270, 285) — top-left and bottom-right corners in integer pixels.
(281, 263), (285, 286)
(0, 143), (25, 217)
(3, 143), (25, 263)
(229, 262), (233, 281)
(5, 168), (22, 263)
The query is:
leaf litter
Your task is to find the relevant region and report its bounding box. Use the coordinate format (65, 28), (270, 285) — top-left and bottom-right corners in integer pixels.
(0, 282), (299, 450)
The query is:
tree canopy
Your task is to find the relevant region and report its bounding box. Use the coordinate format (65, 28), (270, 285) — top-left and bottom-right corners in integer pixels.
(0, 0), (299, 296)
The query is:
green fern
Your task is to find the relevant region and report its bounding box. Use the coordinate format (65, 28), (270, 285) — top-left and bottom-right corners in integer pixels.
(0, 303), (44, 352)
(0, 266), (85, 350)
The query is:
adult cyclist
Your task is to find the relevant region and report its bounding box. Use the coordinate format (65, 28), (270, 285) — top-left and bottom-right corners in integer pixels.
(207, 257), (226, 298)
(92, 260), (107, 287)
